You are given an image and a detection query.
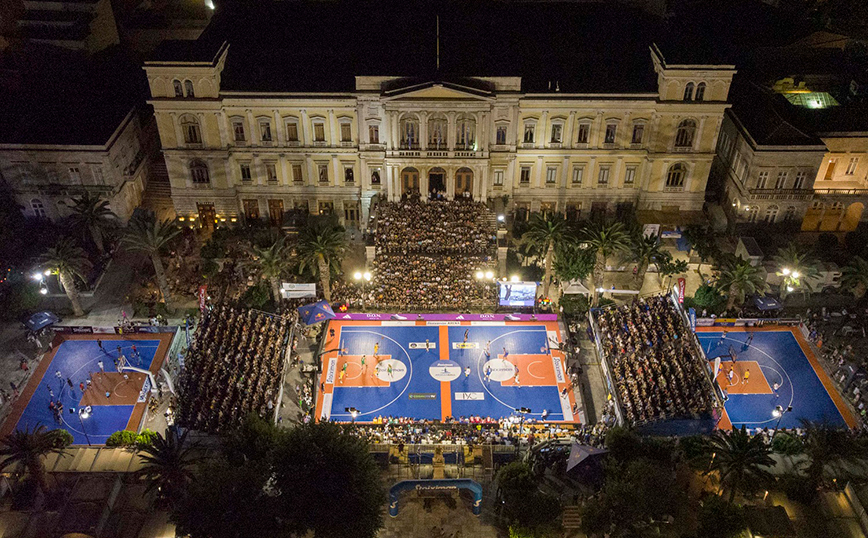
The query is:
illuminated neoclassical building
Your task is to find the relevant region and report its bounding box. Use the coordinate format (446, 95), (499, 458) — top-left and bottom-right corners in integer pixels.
(143, 2), (736, 228)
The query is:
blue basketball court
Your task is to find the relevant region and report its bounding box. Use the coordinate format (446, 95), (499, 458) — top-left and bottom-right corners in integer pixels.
(697, 328), (854, 431)
(316, 319), (576, 423)
(2, 333), (172, 445)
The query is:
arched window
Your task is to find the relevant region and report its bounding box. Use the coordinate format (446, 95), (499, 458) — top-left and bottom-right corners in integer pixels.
(765, 205), (779, 223)
(683, 82), (695, 101)
(190, 160), (210, 184)
(400, 117), (419, 149)
(30, 199), (46, 218)
(675, 119), (697, 148)
(666, 163), (686, 188)
(784, 206), (796, 222)
(747, 206), (759, 223)
(172, 79), (183, 97)
(455, 116), (475, 149)
(428, 114), (447, 149)
(695, 82), (706, 102)
(180, 115), (201, 144)
(184, 80), (195, 97)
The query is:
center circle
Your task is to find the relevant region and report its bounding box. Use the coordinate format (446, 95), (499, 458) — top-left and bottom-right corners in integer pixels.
(429, 360), (461, 382)
(483, 359), (516, 382)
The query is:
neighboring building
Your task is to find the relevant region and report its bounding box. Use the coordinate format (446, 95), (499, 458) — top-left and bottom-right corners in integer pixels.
(0, 48), (150, 223)
(143, 2), (736, 229)
(10, 0), (120, 54)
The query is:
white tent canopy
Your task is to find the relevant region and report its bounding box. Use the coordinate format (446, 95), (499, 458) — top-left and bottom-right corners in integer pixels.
(561, 280), (591, 296)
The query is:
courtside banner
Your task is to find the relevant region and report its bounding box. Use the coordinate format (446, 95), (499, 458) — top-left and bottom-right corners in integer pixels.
(334, 313), (558, 322)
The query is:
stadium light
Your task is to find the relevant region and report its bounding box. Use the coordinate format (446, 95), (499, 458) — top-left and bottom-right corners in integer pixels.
(353, 271), (362, 280)
(772, 405), (793, 436)
(497, 215), (505, 222)
(345, 407), (359, 424)
(363, 272), (372, 281)
(485, 270), (494, 280)
(786, 286), (794, 292)
(792, 271), (800, 279)
(510, 275), (520, 282)
(781, 267), (791, 276)
(39, 288), (48, 295)
(31, 272), (43, 281)
(475, 271), (484, 280)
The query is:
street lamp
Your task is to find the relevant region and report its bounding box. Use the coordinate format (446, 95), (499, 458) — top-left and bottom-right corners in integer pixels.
(475, 270), (484, 280)
(73, 406), (93, 446)
(771, 405), (793, 436)
(353, 271), (373, 310)
(485, 270), (494, 280)
(510, 275), (520, 282)
(781, 267), (791, 276)
(345, 407), (359, 424)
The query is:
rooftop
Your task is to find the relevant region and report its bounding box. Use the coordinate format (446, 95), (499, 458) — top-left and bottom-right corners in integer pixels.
(728, 78), (824, 147)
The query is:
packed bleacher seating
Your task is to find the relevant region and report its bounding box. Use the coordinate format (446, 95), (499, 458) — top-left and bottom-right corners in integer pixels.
(357, 198), (496, 310)
(595, 296), (713, 425)
(178, 305), (290, 433)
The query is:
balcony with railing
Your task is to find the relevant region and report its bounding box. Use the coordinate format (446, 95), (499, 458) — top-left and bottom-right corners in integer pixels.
(748, 188), (813, 201)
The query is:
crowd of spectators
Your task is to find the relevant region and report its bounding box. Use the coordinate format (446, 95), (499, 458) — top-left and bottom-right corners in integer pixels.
(178, 305), (290, 433)
(595, 296), (713, 425)
(351, 198), (496, 310)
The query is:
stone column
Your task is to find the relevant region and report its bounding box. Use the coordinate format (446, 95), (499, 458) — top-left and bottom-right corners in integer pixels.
(538, 111), (548, 149)
(171, 113), (183, 148)
(447, 113), (456, 151)
(566, 111), (575, 149)
(696, 116), (707, 152)
(332, 155), (340, 187)
(328, 109), (337, 147)
(196, 113), (207, 146)
(246, 110), (256, 145)
(300, 110), (310, 146)
(217, 112), (228, 147)
(274, 110), (284, 145)
(420, 112), (428, 151)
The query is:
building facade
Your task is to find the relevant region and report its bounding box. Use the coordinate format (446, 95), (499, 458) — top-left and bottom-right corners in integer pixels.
(144, 42), (735, 229)
(0, 109), (147, 222)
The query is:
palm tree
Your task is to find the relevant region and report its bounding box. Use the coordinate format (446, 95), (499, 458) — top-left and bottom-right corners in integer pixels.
(716, 260), (769, 312)
(296, 220), (347, 302)
(0, 425), (69, 497)
(137, 428), (200, 508)
(122, 215), (181, 305)
(522, 213), (569, 299)
(242, 237), (293, 304)
(705, 426), (774, 502)
(799, 420), (867, 488)
(772, 243), (819, 300)
(841, 256), (868, 299)
(38, 238), (93, 317)
(583, 222), (630, 306)
(553, 241), (595, 288)
(629, 234), (666, 287)
(68, 192), (116, 255)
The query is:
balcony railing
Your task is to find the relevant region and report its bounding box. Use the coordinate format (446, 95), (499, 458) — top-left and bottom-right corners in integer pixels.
(814, 188), (868, 196)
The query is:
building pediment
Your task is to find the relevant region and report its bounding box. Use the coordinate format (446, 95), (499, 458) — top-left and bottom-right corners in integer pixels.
(382, 81), (494, 102)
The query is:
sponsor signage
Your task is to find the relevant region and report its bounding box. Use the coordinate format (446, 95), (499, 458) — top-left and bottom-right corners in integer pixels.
(336, 313), (558, 321)
(427, 321), (461, 326)
(280, 283), (316, 299)
(198, 285), (208, 312)
(677, 278), (685, 304)
(454, 392), (484, 400)
(688, 307), (697, 332)
(408, 342), (435, 350)
(452, 342), (478, 349)
(325, 357), (337, 384)
(408, 393), (437, 400)
(552, 355), (566, 384)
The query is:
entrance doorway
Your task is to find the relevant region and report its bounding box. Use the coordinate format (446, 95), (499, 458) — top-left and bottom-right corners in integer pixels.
(400, 167), (419, 195)
(268, 199), (284, 227)
(429, 167), (446, 196)
(197, 203), (216, 230)
(456, 167), (473, 197)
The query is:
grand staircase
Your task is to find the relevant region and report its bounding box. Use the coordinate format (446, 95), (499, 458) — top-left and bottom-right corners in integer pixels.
(141, 156), (175, 220)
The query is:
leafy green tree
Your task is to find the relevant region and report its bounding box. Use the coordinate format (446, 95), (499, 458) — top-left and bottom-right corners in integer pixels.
(657, 255), (689, 291)
(696, 495), (746, 538)
(582, 221), (630, 306)
(629, 234), (666, 287)
(242, 236), (293, 304)
(683, 225), (719, 274)
(799, 420), (868, 488)
(0, 425), (69, 497)
(296, 220), (347, 303)
(271, 422), (385, 538)
(841, 255), (868, 299)
(772, 243), (819, 300)
(523, 213), (569, 299)
(38, 237), (93, 317)
(122, 215), (181, 306)
(137, 428), (200, 509)
(715, 260), (769, 312)
(496, 462), (560, 530)
(690, 283), (724, 313)
(704, 426), (774, 502)
(552, 241), (594, 294)
(68, 192), (116, 255)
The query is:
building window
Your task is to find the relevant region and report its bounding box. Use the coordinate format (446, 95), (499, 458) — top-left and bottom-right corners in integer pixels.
(604, 124), (617, 144)
(545, 166), (557, 185)
(266, 163), (278, 183)
(456, 116), (475, 149)
(523, 123), (535, 144)
(190, 160), (210, 184)
(684, 82), (695, 101)
(371, 169), (381, 185)
(243, 199), (260, 220)
(172, 79), (183, 97)
(313, 123), (326, 142)
(496, 125), (507, 145)
(260, 121), (273, 142)
(765, 205), (779, 223)
(182, 116), (201, 144)
(576, 123), (590, 144)
(695, 82), (706, 102)
(240, 163), (252, 183)
(344, 167), (354, 183)
(184, 80), (194, 97)
(550, 124), (562, 144)
(428, 116), (447, 148)
(340, 123), (352, 143)
(631, 124), (644, 144)
(92, 166), (104, 184)
(757, 171), (769, 189)
(747, 206), (758, 223)
(665, 163), (686, 188)
(286, 122), (299, 142)
(784, 206), (796, 221)
(597, 166), (610, 186)
(292, 164), (303, 183)
(232, 120), (246, 142)
(846, 157), (859, 175)
(675, 119), (696, 148)
(520, 166), (531, 184)
(31, 199), (46, 218)
(624, 166), (636, 186)
(572, 166), (584, 185)
(493, 170), (504, 186)
(400, 119), (419, 148)
(318, 201), (334, 215)
(824, 158), (837, 180)
(68, 167), (81, 183)
(318, 164), (329, 183)
(368, 124), (379, 144)
(775, 171), (788, 189)
(794, 171), (806, 190)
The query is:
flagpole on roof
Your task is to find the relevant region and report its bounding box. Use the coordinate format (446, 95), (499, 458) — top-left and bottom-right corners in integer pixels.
(436, 15), (440, 72)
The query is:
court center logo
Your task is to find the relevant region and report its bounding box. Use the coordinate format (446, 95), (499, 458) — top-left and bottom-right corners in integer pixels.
(429, 360), (461, 382)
